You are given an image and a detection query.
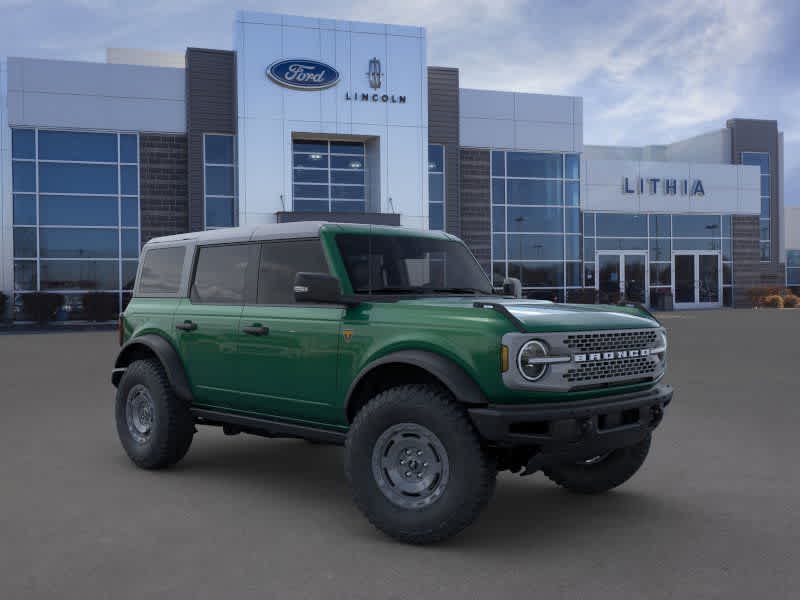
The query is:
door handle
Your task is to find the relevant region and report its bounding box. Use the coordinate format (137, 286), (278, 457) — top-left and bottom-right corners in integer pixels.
(175, 320), (197, 331)
(242, 325), (269, 336)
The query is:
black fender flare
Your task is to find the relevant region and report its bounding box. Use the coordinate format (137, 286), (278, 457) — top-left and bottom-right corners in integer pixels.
(345, 350), (487, 418)
(112, 334), (193, 403)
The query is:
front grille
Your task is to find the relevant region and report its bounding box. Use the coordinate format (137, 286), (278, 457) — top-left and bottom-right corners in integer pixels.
(563, 330), (658, 354)
(563, 356), (658, 383)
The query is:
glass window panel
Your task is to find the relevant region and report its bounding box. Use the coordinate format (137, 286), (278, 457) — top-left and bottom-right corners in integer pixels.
(331, 201), (365, 213)
(507, 235), (564, 260)
(596, 238), (647, 251)
(565, 181), (579, 206)
(507, 152), (562, 178)
(294, 184), (329, 199)
(673, 238), (721, 251)
(293, 168), (328, 183)
(40, 260), (119, 290)
(121, 198), (139, 227)
(38, 130), (117, 162)
(492, 235), (506, 260)
(492, 206), (505, 232)
(121, 165), (138, 195)
(331, 155), (364, 170)
(787, 251), (800, 268)
(759, 219), (770, 240)
(257, 240), (330, 304)
(137, 246), (185, 295)
(760, 175), (770, 196)
(566, 262), (581, 287)
(205, 165), (234, 196)
(122, 230), (139, 258)
(491, 151), (505, 177)
(205, 197), (234, 228)
(508, 261), (564, 287)
(13, 194), (36, 225)
(583, 213), (595, 236)
(565, 207), (580, 233)
(429, 203), (444, 230)
(649, 238), (671, 261)
(294, 199), (329, 212)
(565, 154), (580, 180)
(595, 213), (647, 237)
(39, 163), (118, 194)
(122, 261), (139, 290)
(492, 262), (506, 287)
(583, 237), (594, 261)
(191, 243), (252, 304)
(12, 161), (35, 192)
(40, 195), (118, 226)
(741, 152), (769, 174)
(507, 206), (563, 233)
(584, 262), (595, 287)
(12, 129), (35, 159)
(293, 153), (329, 168)
(492, 179), (505, 205)
(40, 228), (118, 258)
(723, 263), (732, 285)
(331, 185), (364, 200)
(721, 215), (732, 237)
(13, 227), (37, 258)
(650, 263), (671, 286)
(787, 268), (800, 285)
(672, 214), (721, 237)
(649, 214), (671, 237)
(723, 287), (732, 307)
(428, 173), (444, 204)
(761, 197), (770, 218)
(330, 141), (364, 155)
(14, 261), (37, 291)
(760, 242), (770, 261)
(507, 179), (562, 205)
(565, 235), (581, 260)
(293, 140), (328, 154)
(722, 238), (732, 261)
(120, 134), (138, 163)
(204, 135), (234, 164)
(428, 144), (444, 172)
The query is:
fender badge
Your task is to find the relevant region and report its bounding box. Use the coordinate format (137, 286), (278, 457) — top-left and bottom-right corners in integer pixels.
(343, 329), (353, 342)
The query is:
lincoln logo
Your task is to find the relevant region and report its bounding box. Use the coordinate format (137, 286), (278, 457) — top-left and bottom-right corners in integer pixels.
(574, 349), (651, 362)
(367, 57), (382, 89)
(266, 59), (341, 90)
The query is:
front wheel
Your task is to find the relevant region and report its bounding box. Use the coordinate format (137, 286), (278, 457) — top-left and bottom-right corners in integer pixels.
(543, 434), (652, 494)
(345, 385), (496, 544)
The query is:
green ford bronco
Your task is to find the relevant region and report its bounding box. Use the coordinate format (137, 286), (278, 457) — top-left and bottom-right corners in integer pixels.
(112, 222), (671, 544)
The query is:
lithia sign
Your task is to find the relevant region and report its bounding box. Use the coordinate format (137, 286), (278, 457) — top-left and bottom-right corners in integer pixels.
(267, 57), (406, 103)
(623, 176), (705, 196)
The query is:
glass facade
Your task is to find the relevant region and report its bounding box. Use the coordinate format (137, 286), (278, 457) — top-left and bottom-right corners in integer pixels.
(428, 144), (444, 230)
(292, 140), (366, 212)
(742, 152), (770, 261)
(11, 128), (140, 319)
(204, 134), (237, 229)
(788, 250), (800, 288)
(491, 150), (580, 301)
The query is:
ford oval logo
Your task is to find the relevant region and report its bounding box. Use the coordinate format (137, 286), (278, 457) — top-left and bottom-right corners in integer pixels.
(266, 59), (340, 90)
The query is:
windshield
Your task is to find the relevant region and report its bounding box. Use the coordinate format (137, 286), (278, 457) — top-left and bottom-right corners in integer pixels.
(335, 233), (493, 295)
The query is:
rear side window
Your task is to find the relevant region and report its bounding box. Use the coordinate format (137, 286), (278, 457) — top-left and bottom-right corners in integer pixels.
(191, 244), (252, 304)
(137, 246), (186, 295)
(257, 240), (329, 304)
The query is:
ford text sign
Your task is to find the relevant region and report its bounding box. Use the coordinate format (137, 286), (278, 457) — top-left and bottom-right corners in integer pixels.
(267, 59), (340, 90)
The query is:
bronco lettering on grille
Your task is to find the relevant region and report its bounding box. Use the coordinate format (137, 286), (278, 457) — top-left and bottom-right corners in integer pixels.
(574, 349), (651, 362)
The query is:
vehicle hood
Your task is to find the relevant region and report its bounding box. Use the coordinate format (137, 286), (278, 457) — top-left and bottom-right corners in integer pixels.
(394, 297), (659, 332)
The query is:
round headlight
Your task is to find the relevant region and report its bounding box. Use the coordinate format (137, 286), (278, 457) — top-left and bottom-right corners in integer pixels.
(518, 340), (549, 381)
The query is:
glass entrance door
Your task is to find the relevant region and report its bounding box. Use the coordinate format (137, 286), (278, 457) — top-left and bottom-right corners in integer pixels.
(672, 252), (721, 308)
(596, 253), (648, 304)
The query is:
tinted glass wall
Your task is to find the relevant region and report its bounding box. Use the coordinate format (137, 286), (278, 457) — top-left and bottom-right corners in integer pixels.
(292, 140), (366, 213)
(787, 250), (800, 288)
(741, 152), (771, 261)
(491, 150), (580, 300)
(11, 129), (140, 319)
(428, 144), (444, 230)
(204, 134), (236, 229)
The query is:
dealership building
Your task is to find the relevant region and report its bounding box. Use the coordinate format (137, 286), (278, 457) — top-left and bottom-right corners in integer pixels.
(0, 10), (794, 319)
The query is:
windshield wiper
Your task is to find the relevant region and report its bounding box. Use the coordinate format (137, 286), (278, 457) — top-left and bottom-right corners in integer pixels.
(352, 287), (425, 294)
(429, 287), (486, 295)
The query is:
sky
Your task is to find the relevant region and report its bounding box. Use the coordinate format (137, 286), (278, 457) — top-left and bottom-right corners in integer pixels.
(1, 0), (798, 204)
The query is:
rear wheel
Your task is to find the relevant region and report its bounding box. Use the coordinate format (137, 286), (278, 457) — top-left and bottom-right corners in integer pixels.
(115, 359), (194, 470)
(345, 384), (496, 544)
(543, 434), (651, 494)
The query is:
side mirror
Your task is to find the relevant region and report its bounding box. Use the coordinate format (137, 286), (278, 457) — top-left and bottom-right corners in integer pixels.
(502, 277), (522, 299)
(294, 272), (344, 304)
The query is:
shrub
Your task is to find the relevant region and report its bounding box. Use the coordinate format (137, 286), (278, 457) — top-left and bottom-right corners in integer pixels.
(762, 295), (784, 309)
(82, 292), (119, 322)
(21, 293), (65, 324)
(782, 294), (799, 308)
(747, 287), (790, 307)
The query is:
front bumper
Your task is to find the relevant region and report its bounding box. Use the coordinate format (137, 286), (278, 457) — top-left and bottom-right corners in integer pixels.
(468, 384), (672, 464)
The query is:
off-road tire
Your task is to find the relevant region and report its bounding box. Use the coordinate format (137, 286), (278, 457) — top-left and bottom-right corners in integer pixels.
(345, 384), (496, 544)
(543, 434), (652, 494)
(115, 359), (194, 470)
